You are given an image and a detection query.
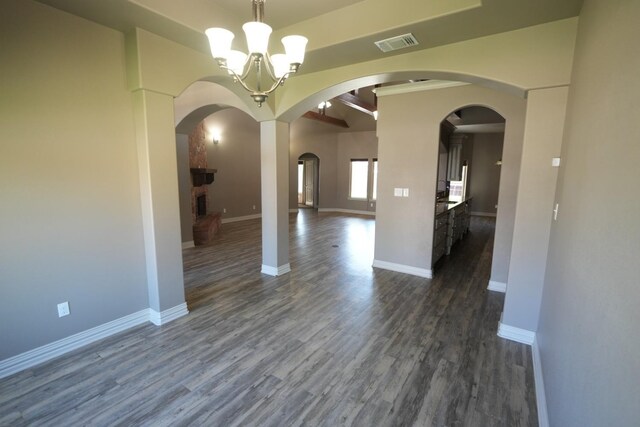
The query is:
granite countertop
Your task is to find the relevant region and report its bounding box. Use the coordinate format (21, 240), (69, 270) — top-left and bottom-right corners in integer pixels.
(435, 198), (471, 216)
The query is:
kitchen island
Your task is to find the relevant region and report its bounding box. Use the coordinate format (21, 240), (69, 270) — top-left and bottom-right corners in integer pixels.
(432, 198), (471, 267)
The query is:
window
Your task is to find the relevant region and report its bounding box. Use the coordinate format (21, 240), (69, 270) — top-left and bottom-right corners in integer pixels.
(372, 159), (378, 200)
(349, 159), (369, 199)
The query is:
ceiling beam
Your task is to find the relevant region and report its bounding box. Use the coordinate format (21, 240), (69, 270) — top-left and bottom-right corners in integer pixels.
(336, 93), (376, 116)
(302, 111), (349, 128)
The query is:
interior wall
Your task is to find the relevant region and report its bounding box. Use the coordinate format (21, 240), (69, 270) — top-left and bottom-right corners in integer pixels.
(0, 0), (148, 359)
(336, 131), (378, 212)
(468, 133), (504, 215)
(375, 84), (526, 279)
(204, 109), (261, 219)
(175, 134), (192, 243)
(289, 118), (339, 209)
(537, 0), (640, 425)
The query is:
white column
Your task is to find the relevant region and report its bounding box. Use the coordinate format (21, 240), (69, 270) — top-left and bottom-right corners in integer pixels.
(132, 89), (188, 324)
(260, 120), (291, 276)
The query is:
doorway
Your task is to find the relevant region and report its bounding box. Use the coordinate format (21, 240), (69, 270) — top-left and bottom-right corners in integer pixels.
(433, 106), (505, 269)
(297, 153), (320, 209)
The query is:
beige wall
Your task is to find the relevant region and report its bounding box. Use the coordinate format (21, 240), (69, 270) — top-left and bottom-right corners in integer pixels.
(0, 0), (148, 358)
(537, 1), (640, 425)
(375, 84), (526, 280)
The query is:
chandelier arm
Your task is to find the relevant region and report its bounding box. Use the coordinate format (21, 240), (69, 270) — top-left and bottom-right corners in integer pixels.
(262, 52), (278, 82)
(262, 73), (291, 95)
(219, 63), (259, 94)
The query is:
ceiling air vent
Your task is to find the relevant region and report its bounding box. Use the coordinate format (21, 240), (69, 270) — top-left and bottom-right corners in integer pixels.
(375, 33), (419, 53)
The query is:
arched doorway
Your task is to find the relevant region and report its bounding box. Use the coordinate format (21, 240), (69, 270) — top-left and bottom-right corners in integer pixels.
(297, 153), (320, 209)
(433, 106), (506, 270)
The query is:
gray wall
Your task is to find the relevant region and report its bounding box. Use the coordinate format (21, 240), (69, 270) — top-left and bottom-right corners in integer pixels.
(204, 108), (261, 219)
(289, 118), (339, 209)
(375, 84), (526, 280)
(0, 0), (148, 359)
(336, 131), (378, 212)
(538, 0), (640, 425)
(176, 134), (192, 243)
(468, 133), (503, 215)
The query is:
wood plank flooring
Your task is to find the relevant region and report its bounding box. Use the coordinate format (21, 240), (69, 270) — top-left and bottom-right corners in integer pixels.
(0, 211), (538, 426)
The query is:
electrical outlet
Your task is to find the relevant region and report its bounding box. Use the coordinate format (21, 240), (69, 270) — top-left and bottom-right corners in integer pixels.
(223, 208), (226, 213)
(57, 302), (70, 317)
(403, 188), (409, 197)
(252, 205), (256, 210)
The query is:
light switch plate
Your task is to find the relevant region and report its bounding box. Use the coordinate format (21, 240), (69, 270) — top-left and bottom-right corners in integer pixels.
(57, 302), (70, 317)
(402, 188), (409, 197)
(552, 157), (561, 167)
(394, 188), (403, 197)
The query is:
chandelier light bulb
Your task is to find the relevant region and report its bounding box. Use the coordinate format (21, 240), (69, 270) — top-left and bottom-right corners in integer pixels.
(282, 35), (308, 66)
(205, 28), (234, 60)
(243, 22), (272, 55)
(227, 50), (248, 76)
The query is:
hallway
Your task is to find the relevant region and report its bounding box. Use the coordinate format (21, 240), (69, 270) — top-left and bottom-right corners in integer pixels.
(0, 212), (537, 426)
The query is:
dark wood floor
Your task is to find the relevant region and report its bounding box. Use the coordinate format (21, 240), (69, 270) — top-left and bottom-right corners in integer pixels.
(0, 211), (537, 426)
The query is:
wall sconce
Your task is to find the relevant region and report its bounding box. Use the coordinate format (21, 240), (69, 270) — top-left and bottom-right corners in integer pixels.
(208, 130), (221, 145)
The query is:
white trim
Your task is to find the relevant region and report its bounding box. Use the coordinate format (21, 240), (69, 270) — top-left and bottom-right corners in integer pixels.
(0, 309), (149, 379)
(487, 280), (507, 293)
(532, 337), (549, 427)
(372, 260), (432, 279)
(289, 209), (299, 213)
(261, 263), (291, 276)
(497, 321), (535, 345)
(181, 241), (195, 249)
(318, 208), (375, 216)
(148, 303), (189, 326)
(221, 213), (261, 224)
(470, 211), (497, 217)
(376, 80), (469, 97)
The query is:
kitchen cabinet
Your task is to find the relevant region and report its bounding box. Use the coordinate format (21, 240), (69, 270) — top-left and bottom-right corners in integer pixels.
(432, 198), (471, 267)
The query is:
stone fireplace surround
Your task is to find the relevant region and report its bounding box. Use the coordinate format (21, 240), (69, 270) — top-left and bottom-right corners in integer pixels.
(189, 122), (221, 245)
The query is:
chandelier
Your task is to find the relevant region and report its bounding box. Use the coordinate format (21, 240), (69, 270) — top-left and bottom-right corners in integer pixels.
(205, 0), (308, 107)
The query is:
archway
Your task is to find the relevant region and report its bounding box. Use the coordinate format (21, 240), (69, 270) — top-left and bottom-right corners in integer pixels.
(297, 153), (320, 209)
(433, 105), (506, 271)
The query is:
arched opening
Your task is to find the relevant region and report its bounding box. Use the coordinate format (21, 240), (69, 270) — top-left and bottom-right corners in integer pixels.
(297, 153), (319, 209)
(433, 106), (506, 271)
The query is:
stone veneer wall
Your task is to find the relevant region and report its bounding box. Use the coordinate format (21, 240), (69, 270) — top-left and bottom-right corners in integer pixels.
(189, 122), (208, 223)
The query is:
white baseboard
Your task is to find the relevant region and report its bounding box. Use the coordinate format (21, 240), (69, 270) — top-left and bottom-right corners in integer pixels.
(487, 280), (507, 293)
(0, 309), (149, 379)
(261, 263), (291, 276)
(470, 211), (497, 217)
(289, 208), (299, 213)
(318, 208), (375, 216)
(148, 302), (189, 326)
(497, 321), (535, 345)
(532, 337), (549, 427)
(221, 213), (262, 224)
(181, 241), (195, 249)
(372, 260), (432, 279)
(0, 302), (190, 379)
